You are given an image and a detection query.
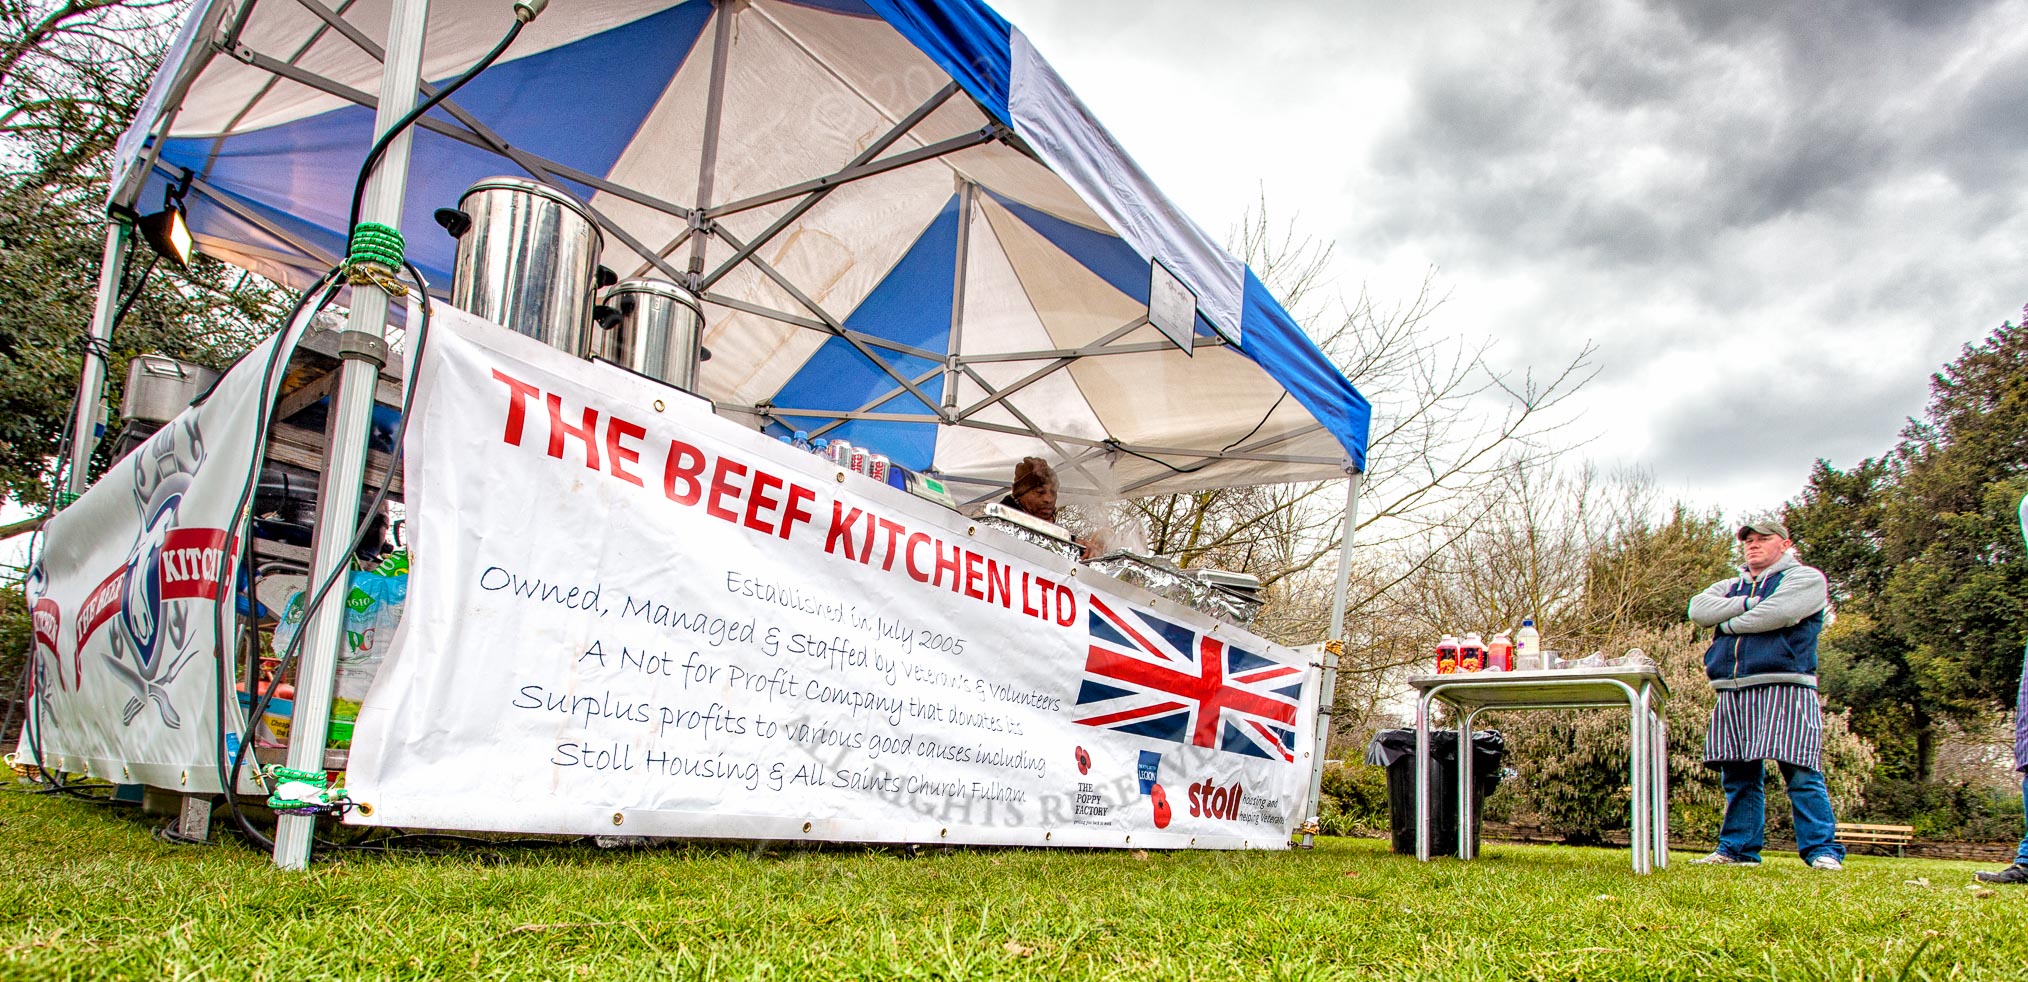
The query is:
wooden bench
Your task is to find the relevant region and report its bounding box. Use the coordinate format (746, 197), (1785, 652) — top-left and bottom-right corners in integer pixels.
(1837, 822), (1916, 857)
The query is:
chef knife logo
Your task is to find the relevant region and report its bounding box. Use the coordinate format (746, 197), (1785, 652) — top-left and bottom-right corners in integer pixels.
(71, 417), (230, 728)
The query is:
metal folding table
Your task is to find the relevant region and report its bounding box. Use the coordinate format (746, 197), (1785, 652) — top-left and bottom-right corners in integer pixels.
(1411, 666), (1669, 873)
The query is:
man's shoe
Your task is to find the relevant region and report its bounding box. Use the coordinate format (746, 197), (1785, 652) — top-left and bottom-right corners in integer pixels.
(1975, 863), (2028, 884)
(1808, 855), (1844, 871)
(1691, 851), (1760, 867)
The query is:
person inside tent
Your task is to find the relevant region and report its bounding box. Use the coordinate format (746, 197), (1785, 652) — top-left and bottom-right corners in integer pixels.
(1002, 456), (1120, 559)
(1002, 456), (1059, 524)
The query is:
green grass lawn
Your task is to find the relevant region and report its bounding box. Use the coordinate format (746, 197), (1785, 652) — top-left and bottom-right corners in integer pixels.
(2, 787), (2024, 981)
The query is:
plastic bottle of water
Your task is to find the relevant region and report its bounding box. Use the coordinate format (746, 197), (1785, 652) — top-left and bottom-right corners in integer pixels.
(1515, 618), (1541, 670)
(791, 430), (812, 452)
(811, 438), (831, 459)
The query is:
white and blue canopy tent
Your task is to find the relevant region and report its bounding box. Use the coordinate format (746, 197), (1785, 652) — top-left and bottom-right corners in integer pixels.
(82, 0), (1374, 858)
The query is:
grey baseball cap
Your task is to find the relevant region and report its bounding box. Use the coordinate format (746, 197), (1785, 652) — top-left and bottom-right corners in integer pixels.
(1737, 518), (1790, 540)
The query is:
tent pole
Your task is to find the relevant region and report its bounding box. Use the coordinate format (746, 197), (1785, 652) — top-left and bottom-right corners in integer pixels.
(940, 181), (973, 409)
(944, 182), (976, 412)
(64, 220), (134, 495)
(1300, 468), (1362, 848)
(271, 0), (430, 871)
(687, 0), (737, 283)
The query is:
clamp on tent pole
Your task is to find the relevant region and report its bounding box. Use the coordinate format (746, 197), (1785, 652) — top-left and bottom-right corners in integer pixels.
(336, 331), (389, 369)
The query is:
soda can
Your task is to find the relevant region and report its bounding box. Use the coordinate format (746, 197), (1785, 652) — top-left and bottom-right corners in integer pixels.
(868, 454), (890, 484)
(826, 439), (852, 467)
(849, 446), (869, 475)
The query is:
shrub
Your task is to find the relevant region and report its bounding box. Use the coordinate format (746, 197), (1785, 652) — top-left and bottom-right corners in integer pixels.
(1318, 760), (1389, 836)
(1856, 776), (2024, 842)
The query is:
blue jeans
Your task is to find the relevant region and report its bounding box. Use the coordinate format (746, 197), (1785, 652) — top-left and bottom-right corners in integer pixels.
(1717, 760), (1846, 863)
(2014, 774), (2028, 866)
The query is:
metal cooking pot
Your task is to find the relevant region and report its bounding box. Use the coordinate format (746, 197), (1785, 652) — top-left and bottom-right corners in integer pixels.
(449, 176), (604, 356)
(596, 278), (706, 391)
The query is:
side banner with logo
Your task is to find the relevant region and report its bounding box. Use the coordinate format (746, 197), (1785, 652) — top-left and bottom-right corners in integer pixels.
(343, 309), (1320, 849)
(16, 340), (276, 793)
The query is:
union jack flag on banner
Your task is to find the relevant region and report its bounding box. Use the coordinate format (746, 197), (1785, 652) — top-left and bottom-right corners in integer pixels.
(1074, 596), (1305, 761)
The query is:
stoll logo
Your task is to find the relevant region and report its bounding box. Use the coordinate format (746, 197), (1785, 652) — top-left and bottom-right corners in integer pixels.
(1187, 777), (1244, 821)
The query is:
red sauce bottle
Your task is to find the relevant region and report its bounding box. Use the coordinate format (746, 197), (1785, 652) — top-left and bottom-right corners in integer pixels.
(1460, 633), (1486, 672)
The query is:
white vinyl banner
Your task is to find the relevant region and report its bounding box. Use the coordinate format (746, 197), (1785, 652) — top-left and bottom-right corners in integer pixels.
(344, 308), (1319, 849)
(16, 342), (274, 793)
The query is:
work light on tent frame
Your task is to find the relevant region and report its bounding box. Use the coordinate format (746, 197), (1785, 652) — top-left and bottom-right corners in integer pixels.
(136, 169), (195, 268)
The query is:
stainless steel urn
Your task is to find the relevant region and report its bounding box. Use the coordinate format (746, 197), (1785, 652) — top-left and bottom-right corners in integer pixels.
(450, 176), (604, 356)
(597, 278), (706, 391)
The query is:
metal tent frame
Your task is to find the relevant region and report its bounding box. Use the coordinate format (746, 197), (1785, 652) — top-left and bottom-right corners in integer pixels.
(68, 0), (1368, 868)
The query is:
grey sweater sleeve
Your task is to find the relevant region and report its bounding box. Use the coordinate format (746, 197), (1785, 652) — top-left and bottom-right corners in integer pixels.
(1716, 565), (1829, 635)
(1687, 578), (1746, 627)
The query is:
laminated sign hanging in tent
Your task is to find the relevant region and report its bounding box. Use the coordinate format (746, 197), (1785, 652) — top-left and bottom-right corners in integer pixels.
(109, 0), (1371, 498)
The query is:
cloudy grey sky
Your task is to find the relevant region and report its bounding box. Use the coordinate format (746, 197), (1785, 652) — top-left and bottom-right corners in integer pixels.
(993, 0), (2028, 517)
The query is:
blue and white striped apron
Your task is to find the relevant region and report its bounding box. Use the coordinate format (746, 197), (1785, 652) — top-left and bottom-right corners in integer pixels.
(1703, 683), (1823, 772)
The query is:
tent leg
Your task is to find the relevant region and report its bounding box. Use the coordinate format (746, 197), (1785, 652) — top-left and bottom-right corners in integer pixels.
(65, 220), (134, 496)
(1300, 469), (1363, 848)
(271, 0), (430, 872)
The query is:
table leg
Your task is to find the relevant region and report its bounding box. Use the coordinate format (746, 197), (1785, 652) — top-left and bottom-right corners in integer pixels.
(1415, 692), (1432, 862)
(1628, 695), (1648, 874)
(1653, 711), (1669, 869)
(1457, 710), (1473, 859)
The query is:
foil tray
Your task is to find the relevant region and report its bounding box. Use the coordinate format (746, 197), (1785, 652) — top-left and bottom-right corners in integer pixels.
(1084, 551), (1260, 627)
(970, 504), (1083, 563)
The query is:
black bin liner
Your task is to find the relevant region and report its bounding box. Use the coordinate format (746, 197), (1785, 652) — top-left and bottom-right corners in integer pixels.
(1365, 728), (1505, 856)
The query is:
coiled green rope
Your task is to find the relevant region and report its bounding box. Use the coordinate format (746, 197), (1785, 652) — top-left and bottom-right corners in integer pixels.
(347, 222), (404, 269)
(266, 764), (347, 816)
(346, 222), (408, 296)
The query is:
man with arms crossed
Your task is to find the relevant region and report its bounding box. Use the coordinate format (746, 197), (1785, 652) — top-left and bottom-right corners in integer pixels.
(1688, 518), (1847, 870)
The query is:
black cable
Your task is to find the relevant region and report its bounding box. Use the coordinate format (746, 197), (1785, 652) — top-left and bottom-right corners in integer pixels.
(237, 263), (431, 760)
(4, 254), (163, 764)
(218, 262), (434, 855)
(234, 267), (429, 760)
(11, 243), (173, 763)
(108, 253), (160, 332)
(155, 818), (217, 846)
(1220, 392), (1286, 455)
(1106, 393), (1288, 477)
(14, 784), (114, 801)
(206, 268), (347, 850)
(345, 19), (525, 238)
